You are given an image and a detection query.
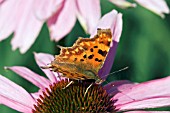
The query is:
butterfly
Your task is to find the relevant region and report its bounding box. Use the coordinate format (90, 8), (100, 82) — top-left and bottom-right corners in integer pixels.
(43, 28), (112, 88)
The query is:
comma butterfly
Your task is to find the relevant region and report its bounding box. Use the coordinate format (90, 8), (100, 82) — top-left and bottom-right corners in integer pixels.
(46, 28), (112, 84)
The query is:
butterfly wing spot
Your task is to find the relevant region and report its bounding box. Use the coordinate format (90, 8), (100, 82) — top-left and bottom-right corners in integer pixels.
(74, 58), (77, 61)
(80, 59), (84, 62)
(88, 54), (94, 59)
(83, 54), (87, 58)
(90, 48), (93, 52)
(107, 41), (111, 46)
(95, 58), (102, 62)
(94, 46), (98, 48)
(98, 49), (107, 57)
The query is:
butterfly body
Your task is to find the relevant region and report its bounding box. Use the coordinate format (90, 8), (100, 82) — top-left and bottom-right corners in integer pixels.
(49, 28), (112, 84)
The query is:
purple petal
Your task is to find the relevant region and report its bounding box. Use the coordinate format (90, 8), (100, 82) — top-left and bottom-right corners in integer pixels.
(76, 0), (101, 34)
(34, 52), (65, 82)
(135, 0), (170, 18)
(91, 10), (123, 79)
(112, 76), (170, 111)
(47, 0), (76, 41)
(0, 75), (35, 112)
(109, 0), (136, 9)
(5, 66), (50, 89)
(103, 80), (136, 96)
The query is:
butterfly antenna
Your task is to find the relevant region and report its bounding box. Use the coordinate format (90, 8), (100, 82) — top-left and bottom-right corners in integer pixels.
(100, 67), (129, 84)
(110, 66), (128, 75)
(101, 66), (129, 79)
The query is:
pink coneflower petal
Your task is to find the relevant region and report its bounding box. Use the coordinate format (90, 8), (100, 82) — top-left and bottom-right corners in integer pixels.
(0, 75), (35, 112)
(119, 97), (170, 111)
(5, 66), (50, 89)
(0, 0), (18, 41)
(0, 0), (44, 53)
(0, 0), (60, 53)
(34, 0), (63, 20)
(113, 76), (170, 111)
(1, 0), (44, 53)
(76, 0), (101, 34)
(126, 111), (170, 113)
(135, 0), (170, 18)
(34, 52), (64, 83)
(93, 10), (122, 79)
(94, 10), (122, 42)
(109, 0), (136, 9)
(104, 80), (136, 95)
(11, 1), (43, 53)
(47, 0), (77, 41)
(31, 91), (43, 100)
(0, 0), (4, 4)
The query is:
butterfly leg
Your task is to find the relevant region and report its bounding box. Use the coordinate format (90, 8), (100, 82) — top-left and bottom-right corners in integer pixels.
(84, 83), (93, 97)
(62, 81), (74, 89)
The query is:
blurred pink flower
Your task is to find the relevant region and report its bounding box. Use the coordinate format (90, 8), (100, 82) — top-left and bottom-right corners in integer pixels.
(0, 0), (100, 53)
(135, 0), (170, 18)
(109, 0), (170, 18)
(47, 0), (101, 41)
(0, 0), (169, 54)
(1, 53), (170, 112)
(109, 0), (137, 8)
(0, 0), (3, 4)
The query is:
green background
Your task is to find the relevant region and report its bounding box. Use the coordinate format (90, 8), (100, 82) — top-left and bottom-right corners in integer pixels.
(0, 0), (170, 112)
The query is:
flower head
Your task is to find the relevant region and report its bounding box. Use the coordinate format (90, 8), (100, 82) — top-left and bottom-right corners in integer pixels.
(1, 53), (170, 112)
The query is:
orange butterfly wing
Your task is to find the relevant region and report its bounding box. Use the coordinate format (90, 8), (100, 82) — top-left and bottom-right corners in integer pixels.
(50, 28), (112, 81)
